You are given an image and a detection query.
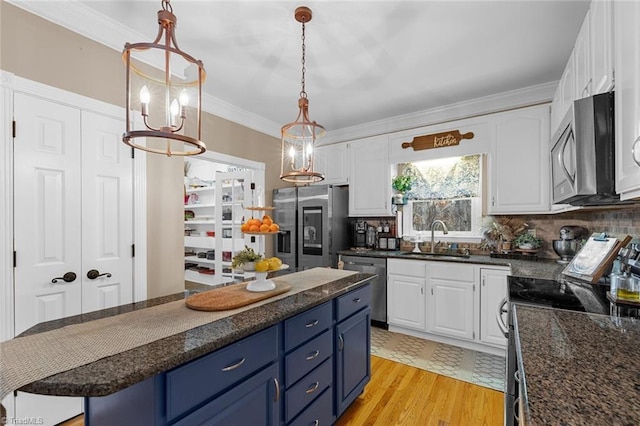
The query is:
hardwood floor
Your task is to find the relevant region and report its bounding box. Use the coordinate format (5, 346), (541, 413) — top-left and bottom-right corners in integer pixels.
(61, 355), (503, 426)
(335, 356), (504, 426)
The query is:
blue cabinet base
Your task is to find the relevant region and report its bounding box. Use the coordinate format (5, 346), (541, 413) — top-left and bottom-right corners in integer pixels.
(84, 284), (371, 426)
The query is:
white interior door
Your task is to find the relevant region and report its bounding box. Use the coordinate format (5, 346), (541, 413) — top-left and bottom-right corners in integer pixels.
(81, 111), (133, 313)
(13, 93), (83, 335)
(13, 93), (84, 424)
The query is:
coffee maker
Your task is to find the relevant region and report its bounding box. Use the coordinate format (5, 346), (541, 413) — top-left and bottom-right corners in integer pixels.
(353, 220), (367, 248)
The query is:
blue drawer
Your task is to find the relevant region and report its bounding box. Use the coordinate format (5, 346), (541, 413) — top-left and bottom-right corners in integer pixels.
(285, 358), (333, 423)
(285, 328), (333, 387)
(165, 325), (279, 422)
(284, 301), (332, 352)
(336, 284), (371, 322)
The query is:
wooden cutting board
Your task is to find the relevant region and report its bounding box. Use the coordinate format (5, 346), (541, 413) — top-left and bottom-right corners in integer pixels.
(185, 281), (292, 311)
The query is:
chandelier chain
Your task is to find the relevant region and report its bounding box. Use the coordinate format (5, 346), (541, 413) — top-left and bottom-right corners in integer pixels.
(300, 18), (307, 99)
(161, 0), (173, 13)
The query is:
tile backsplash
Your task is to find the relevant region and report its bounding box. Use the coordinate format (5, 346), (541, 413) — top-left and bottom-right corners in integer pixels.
(355, 205), (640, 260)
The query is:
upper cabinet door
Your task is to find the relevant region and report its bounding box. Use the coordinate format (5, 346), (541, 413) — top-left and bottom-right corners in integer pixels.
(348, 135), (392, 216)
(487, 104), (551, 214)
(614, 0), (640, 199)
(590, 0), (614, 94)
(573, 10), (591, 99)
(314, 143), (348, 186)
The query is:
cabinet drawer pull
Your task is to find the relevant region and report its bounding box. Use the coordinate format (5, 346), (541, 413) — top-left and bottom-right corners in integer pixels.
(273, 377), (280, 402)
(305, 319), (319, 328)
(313, 421), (319, 426)
(338, 334), (344, 351)
(221, 357), (245, 372)
(514, 370), (520, 384)
(306, 350), (320, 361)
(305, 381), (320, 394)
(353, 297), (361, 303)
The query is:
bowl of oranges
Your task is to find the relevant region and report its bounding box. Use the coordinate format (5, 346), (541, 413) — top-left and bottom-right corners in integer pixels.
(241, 215), (280, 234)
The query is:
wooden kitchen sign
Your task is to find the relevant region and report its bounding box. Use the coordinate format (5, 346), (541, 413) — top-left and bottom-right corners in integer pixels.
(402, 129), (474, 151)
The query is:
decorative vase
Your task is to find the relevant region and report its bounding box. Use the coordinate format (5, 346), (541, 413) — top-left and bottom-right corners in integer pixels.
(242, 262), (256, 272)
(392, 193), (406, 205)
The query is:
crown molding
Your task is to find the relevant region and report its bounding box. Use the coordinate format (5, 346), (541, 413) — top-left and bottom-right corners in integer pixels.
(321, 81), (558, 145)
(202, 93), (281, 139)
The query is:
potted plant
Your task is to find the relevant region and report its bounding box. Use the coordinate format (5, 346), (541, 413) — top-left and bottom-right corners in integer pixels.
(392, 175), (413, 204)
(481, 217), (529, 252)
(231, 246), (263, 271)
(513, 233), (542, 250)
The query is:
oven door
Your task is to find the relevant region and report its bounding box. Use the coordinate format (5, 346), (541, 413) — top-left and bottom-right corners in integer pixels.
(551, 109), (578, 204)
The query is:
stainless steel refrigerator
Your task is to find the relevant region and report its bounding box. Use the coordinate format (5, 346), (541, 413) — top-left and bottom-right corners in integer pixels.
(273, 185), (349, 269)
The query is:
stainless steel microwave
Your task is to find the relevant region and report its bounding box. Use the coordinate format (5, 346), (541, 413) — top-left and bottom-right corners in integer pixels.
(550, 92), (619, 206)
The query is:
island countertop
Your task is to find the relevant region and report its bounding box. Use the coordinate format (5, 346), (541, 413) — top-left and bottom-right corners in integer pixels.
(514, 304), (640, 425)
(9, 269), (376, 398)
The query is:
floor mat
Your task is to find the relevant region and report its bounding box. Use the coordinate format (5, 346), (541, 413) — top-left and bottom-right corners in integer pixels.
(371, 327), (506, 392)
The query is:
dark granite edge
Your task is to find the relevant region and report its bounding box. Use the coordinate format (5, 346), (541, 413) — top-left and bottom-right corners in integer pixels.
(17, 273), (375, 397)
(512, 305), (532, 425)
(338, 249), (565, 281)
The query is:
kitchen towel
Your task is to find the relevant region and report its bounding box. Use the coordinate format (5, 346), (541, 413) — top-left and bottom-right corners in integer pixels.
(0, 268), (358, 402)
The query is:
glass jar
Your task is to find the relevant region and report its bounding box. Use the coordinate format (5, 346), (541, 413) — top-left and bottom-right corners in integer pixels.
(616, 273), (640, 302)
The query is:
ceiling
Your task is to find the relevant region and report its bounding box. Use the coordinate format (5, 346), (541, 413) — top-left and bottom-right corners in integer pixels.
(9, 0), (590, 140)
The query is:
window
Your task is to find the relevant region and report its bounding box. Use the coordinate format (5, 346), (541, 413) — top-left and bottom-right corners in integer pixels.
(401, 154), (483, 240)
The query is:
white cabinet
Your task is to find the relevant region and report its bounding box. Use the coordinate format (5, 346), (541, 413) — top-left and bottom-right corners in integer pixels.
(387, 259), (426, 331)
(479, 268), (509, 348)
(574, 10), (591, 100)
(590, 0), (614, 94)
(348, 135), (392, 217)
(314, 143), (348, 186)
(614, 0), (640, 200)
(487, 104), (551, 214)
(426, 262), (475, 341)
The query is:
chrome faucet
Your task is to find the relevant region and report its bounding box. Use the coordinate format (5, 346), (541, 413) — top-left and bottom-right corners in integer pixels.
(430, 220), (449, 253)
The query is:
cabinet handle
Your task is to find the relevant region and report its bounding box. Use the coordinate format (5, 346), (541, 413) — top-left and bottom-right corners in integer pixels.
(221, 357), (245, 372)
(51, 272), (77, 284)
(482, 276), (485, 287)
(312, 421), (319, 426)
(338, 334), (344, 351)
(514, 370), (520, 384)
(431, 287), (434, 296)
(496, 297), (509, 338)
(306, 350), (320, 361)
(632, 136), (640, 167)
(353, 297), (361, 303)
(305, 381), (320, 394)
(420, 286), (423, 295)
(273, 377), (280, 402)
(514, 397), (520, 422)
(305, 319), (319, 328)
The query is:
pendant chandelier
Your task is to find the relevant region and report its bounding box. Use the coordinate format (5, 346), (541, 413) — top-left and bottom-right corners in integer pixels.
(122, 0), (206, 157)
(280, 6), (326, 184)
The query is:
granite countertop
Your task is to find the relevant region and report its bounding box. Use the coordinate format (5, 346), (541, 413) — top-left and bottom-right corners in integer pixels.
(15, 270), (375, 397)
(514, 304), (640, 425)
(337, 249), (566, 281)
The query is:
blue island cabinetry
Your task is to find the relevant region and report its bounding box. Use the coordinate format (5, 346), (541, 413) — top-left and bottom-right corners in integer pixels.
(85, 284), (371, 425)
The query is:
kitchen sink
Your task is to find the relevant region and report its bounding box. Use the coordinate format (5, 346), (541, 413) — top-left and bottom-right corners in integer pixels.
(399, 252), (470, 260)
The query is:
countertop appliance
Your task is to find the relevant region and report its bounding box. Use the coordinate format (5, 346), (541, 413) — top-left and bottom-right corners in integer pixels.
(341, 255), (387, 328)
(353, 220), (367, 248)
(552, 225), (588, 264)
(273, 185), (349, 269)
(551, 92), (619, 206)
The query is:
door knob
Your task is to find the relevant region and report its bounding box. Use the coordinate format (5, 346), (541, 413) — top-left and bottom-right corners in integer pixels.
(87, 269), (112, 280)
(51, 272), (77, 283)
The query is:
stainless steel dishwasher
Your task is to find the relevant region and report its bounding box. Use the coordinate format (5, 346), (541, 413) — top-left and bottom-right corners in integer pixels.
(341, 255), (387, 329)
